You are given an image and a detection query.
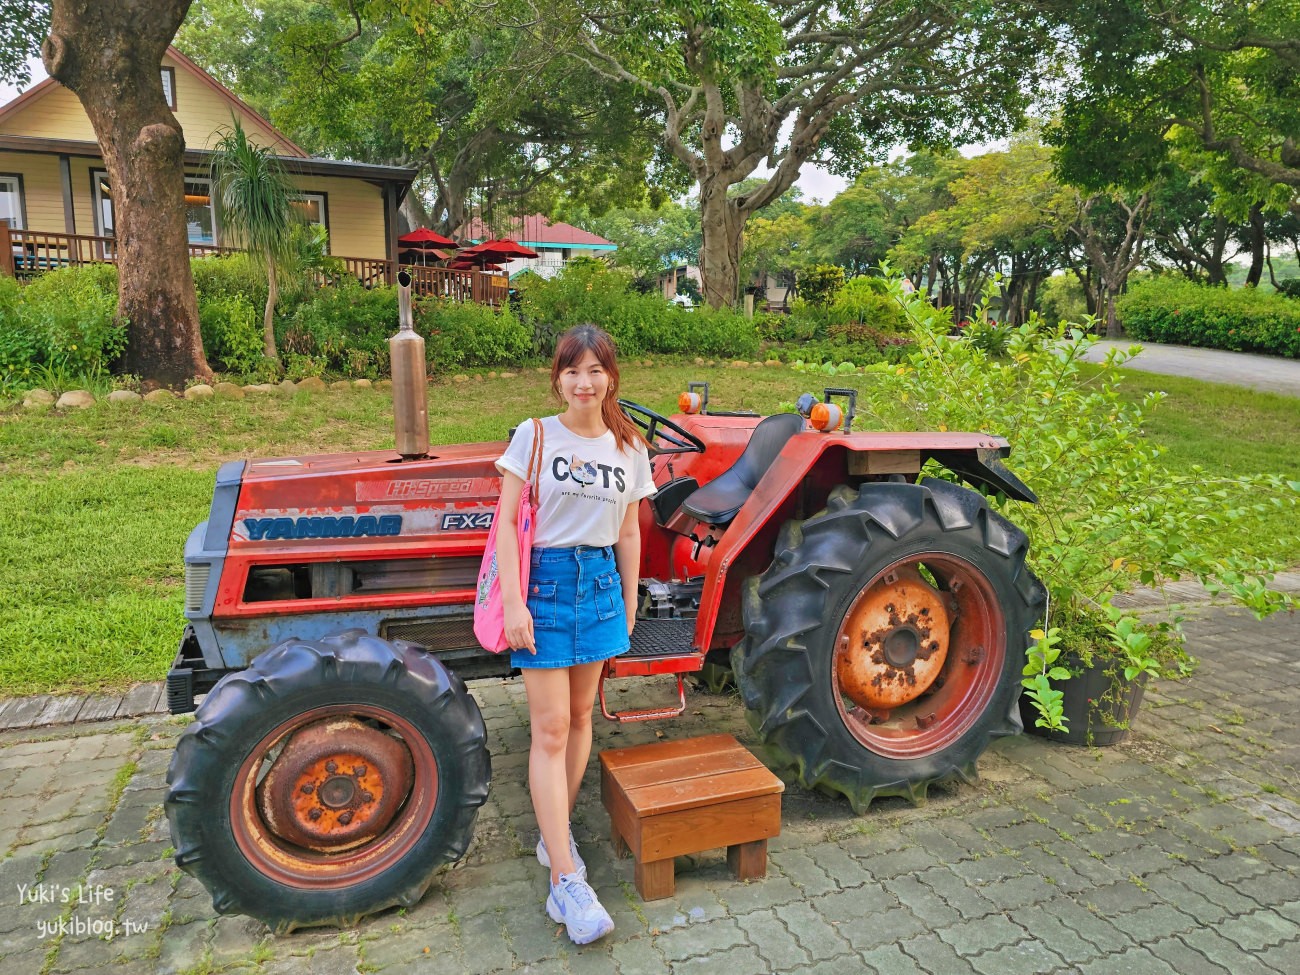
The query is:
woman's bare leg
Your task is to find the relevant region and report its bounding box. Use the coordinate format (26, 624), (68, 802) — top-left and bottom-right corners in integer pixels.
(564, 661), (607, 811)
(522, 667), (578, 883)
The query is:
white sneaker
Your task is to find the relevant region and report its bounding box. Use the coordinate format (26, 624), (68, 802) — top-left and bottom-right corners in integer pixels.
(536, 830), (586, 879)
(546, 872), (614, 944)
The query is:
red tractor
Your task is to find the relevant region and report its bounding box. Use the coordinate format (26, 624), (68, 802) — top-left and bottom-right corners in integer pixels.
(164, 379), (1043, 933)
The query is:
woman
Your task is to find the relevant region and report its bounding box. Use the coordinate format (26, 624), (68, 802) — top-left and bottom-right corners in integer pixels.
(494, 324), (656, 945)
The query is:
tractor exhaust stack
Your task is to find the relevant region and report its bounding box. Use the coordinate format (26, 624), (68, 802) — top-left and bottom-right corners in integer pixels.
(390, 270), (429, 459)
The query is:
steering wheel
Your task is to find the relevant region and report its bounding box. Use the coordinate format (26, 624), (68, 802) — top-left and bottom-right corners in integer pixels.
(618, 398), (706, 456)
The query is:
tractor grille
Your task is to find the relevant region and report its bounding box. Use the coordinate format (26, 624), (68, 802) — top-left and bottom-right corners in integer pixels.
(384, 615), (479, 651)
(184, 562), (211, 612)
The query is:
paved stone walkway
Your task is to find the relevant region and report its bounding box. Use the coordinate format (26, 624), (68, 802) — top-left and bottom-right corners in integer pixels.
(1082, 340), (1300, 397)
(1, 593), (1298, 974)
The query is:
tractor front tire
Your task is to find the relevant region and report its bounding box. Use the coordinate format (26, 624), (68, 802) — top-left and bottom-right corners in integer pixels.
(733, 479), (1044, 812)
(164, 631), (490, 933)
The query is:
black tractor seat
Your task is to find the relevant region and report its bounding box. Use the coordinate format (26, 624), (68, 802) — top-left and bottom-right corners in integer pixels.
(679, 412), (805, 525)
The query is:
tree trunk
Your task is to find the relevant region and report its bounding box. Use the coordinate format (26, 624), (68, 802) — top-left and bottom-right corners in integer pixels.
(263, 254), (278, 358)
(1102, 287), (1122, 338)
(699, 175), (745, 309)
(43, 0), (210, 388)
(398, 188), (432, 238)
(1245, 202), (1265, 287)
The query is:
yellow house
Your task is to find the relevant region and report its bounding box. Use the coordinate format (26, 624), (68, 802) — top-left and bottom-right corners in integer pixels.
(0, 46), (415, 271)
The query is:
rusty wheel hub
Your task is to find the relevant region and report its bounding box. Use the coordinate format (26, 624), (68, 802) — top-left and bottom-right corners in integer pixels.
(256, 717), (414, 853)
(835, 566), (951, 714)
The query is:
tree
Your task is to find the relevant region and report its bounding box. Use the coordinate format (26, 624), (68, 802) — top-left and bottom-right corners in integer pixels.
(569, 198), (702, 283)
(805, 184), (887, 278)
(572, 1), (1054, 307)
(1051, 3), (1300, 219)
(1068, 190), (1151, 338)
(39, 0), (212, 385)
(177, 0), (664, 237)
(1144, 160), (1240, 287)
(886, 142), (1078, 325)
(209, 119), (299, 359)
(0, 2), (49, 86)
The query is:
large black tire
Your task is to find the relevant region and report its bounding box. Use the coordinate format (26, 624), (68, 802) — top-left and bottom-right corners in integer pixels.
(164, 630), (490, 933)
(732, 478), (1044, 812)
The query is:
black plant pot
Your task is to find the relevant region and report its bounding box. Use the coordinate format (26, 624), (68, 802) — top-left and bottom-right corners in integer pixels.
(1021, 657), (1149, 747)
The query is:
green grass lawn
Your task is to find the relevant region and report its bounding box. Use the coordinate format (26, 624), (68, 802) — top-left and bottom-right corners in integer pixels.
(1, 360), (1296, 696)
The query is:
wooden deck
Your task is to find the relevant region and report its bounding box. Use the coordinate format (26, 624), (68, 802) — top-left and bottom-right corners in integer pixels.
(0, 225), (508, 305)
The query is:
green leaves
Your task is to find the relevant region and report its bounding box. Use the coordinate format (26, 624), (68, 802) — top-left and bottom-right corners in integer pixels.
(859, 269), (1300, 731)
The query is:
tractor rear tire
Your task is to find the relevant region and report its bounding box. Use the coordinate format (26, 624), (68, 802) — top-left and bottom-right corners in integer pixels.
(732, 478), (1044, 812)
(164, 630), (490, 933)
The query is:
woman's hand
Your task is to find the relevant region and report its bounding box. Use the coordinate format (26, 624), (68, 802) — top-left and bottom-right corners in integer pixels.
(626, 610), (636, 638)
(505, 600), (536, 654)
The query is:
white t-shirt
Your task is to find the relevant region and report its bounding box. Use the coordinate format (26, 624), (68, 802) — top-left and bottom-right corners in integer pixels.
(495, 415), (657, 548)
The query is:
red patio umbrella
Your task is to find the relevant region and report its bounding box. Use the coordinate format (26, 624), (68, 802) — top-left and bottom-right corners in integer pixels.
(448, 258), (504, 272)
(398, 228), (459, 266)
(458, 238), (539, 261)
(399, 227), (458, 247)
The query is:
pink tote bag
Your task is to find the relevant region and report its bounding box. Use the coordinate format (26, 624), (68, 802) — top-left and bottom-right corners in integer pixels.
(474, 418), (543, 653)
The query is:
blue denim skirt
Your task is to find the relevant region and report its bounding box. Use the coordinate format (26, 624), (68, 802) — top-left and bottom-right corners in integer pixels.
(511, 545), (629, 670)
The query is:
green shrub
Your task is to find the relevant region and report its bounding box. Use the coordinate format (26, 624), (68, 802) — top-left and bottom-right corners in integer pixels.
(517, 263), (758, 359)
(424, 300), (531, 368)
(283, 283), (399, 371)
(1276, 279), (1300, 300)
(640, 305), (759, 358)
(198, 292), (263, 373)
(192, 253), (269, 313)
(864, 282), (1298, 731)
(16, 263), (124, 376)
(1119, 277), (1300, 357)
(796, 264), (846, 307)
(828, 276), (909, 334)
(0, 276), (38, 390)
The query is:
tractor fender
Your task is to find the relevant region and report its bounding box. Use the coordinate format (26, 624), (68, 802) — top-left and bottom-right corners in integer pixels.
(691, 431), (1035, 654)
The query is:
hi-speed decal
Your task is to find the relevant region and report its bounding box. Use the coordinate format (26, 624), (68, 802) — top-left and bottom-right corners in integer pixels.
(356, 477), (499, 502)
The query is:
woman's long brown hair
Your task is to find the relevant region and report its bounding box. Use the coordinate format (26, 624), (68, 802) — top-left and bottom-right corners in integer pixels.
(550, 324), (646, 453)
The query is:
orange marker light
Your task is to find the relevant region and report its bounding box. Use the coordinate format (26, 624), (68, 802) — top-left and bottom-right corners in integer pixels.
(679, 391), (703, 414)
(810, 402), (843, 431)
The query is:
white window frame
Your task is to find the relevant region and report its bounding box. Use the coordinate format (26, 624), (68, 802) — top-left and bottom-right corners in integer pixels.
(161, 67), (176, 110)
(183, 174), (218, 246)
(91, 168), (114, 238)
(0, 174), (25, 230)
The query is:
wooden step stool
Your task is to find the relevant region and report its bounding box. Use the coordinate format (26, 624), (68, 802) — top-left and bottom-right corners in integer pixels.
(599, 733), (784, 901)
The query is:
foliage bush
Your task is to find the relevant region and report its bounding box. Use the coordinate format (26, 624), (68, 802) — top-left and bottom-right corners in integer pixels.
(191, 253), (269, 314)
(516, 262), (759, 358)
(862, 283), (1298, 732)
(795, 263), (845, 307)
(198, 293), (263, 374)
(1119, 276), (1300, 357)
(424, 299), (531, 368)
(828, 275), (909, 335)
(0, 264), (125, 391)
(282, 283), (400, 373)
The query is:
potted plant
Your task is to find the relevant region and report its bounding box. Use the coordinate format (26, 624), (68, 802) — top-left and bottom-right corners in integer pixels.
(1020, 603), (1190, 746)
(862, 273), (1299, 744)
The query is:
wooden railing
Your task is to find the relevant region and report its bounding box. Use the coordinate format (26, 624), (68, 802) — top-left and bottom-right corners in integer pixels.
(0, 226), (508, 306)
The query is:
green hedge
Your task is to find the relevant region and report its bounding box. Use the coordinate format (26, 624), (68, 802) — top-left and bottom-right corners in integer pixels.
(1, 264), (124, 391)
(1119, 277), (1300, 358)
(515, 262), (759, 359)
